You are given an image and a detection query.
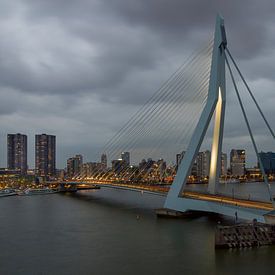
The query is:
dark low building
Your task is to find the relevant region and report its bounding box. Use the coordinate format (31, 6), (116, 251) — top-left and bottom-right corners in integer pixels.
(259, 152), (275, 174)
(112, 159), (126, 174)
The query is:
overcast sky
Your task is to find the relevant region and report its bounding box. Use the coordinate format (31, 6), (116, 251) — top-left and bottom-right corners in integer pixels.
(1, 0), (275, 168)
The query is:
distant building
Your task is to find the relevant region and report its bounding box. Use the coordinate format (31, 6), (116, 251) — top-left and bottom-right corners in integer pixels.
(0, 168), (21, 185)
(0, 168), (22, 176)
(81, 162), (99, 177)
(246, 167), (261, 179)
(101, 153), (107, 170)
(112, 159), (126, 174)
(146, 158), (154, 169)
(67, 154), (83, 178)
(230, 149), (245, 177)
(27, 169), (35, 176)
(157, 158), (167, 176)
(259, 152), (275, 174)
(176, 150), (227, 178)
(139, 159), (147, 171)
(191, 158), (198, 177)
(221, 153), (227, 176)
(121, 152), (130, 166)
(197, 150), (211, 178)
(176, 150), (209, 178)
(7, 133), (28, 174)
(35, 134), (56, 177)
(56, 169), (65, 180)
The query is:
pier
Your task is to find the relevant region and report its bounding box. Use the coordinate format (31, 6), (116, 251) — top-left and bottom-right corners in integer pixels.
(215, 222), (275, 248)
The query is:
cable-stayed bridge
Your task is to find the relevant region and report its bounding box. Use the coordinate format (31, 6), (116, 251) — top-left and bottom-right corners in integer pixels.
(67, 15), (275, 223)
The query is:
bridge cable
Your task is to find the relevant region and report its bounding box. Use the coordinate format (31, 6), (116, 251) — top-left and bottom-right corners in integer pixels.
(101, 44), (212, 161)
(92, 67), (208, 179)
(92, 50), (210, 178)
(99, 78), (208, 181)
(88, 41), (213, 180)
(101, 64), (210, 180)
(78, 40), (213, 181)
(96, 40), (213, 158)
(226, 48), (275, 140)
(119, 83), (209, 181)
(225, 53), (274, 206)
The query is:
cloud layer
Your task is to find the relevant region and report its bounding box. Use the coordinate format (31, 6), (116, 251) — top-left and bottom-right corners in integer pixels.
(1, 0), (275, 168)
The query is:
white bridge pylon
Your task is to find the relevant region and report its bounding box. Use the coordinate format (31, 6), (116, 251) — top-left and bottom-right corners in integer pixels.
(164, 15), (275, 223)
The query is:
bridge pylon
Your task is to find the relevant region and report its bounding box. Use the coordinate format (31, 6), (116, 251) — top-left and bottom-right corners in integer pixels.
(164, 15), (275, 224)
(165, 14), (226, 203)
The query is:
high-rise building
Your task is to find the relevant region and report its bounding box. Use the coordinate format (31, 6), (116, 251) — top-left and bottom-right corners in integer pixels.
(259, 151), (275, 174)
(7, 133), (28, 174)
(157, 158), (166, 176)
(176, 150), (227, 178)
(197, 150), (211, 178)
(230, 149), (245, 176)
(121, 152), (130, 166)
(176, 151), (201, 176)
(35, 134), (56, 177)
(101, 153), (107, 170)
(67, 154), (83, 178)
(221, 153), (227, 176)
(112, 159), (126, 174)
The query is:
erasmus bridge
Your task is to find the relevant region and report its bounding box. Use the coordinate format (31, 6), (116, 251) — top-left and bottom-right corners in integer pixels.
(66, 15), (275, 224)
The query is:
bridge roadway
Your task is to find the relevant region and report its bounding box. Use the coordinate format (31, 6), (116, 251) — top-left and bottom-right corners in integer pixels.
(67, 181), (274, 212)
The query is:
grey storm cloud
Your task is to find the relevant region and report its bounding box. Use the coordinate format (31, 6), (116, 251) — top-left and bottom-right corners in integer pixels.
(0, 0), (275, 168)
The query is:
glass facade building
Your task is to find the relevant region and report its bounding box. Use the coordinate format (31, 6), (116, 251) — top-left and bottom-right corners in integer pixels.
(259, 152), (275, 174)
(35, 134), (56, 177)
(230, 149), (246, 176)
(7, 133), (28, 174)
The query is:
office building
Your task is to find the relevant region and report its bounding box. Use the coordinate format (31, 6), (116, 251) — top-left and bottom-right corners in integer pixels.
(112, 159), (126, 174)
(101, 153), (107, 170)
(67, 154), (83, 178)
(221, 153), (227, 176)
(259, 151), (275, 174)
(35, 134), (56, 177)
(230, 149), (245, 176)
(157, 158), (167, 176)
(7, 133), (28, 174)
(197, 150), (211, 178)
(80, 162), (102, 177)
(121, 152), (130, 166)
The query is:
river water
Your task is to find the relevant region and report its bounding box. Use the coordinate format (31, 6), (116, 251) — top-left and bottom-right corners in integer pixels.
(1, 183), (275, 275)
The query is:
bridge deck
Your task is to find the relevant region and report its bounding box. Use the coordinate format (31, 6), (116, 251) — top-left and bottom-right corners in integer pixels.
(80, 182), (274, 212)
(183, 191), (273, 211)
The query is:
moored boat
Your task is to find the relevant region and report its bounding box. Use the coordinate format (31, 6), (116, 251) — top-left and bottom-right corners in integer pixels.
(0, 188), (17, 197)
(18, 187), (60, 196)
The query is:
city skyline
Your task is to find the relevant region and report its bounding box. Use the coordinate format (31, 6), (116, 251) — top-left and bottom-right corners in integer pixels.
(1, 131), (271, 170)
(0, 1), (275, 168)
(3, 132), (271, 178)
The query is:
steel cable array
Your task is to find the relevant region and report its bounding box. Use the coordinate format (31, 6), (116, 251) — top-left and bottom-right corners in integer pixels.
(76, 39), (213, 182)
